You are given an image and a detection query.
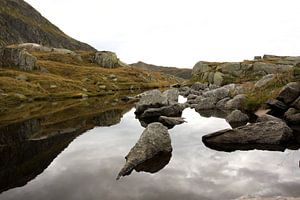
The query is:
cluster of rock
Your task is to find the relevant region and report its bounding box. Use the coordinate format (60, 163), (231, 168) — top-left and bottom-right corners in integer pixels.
(179, 82), (248, 127)
(192, 55), (299, 86)
(93, 51), (128, 68)
(135, 89), (185, 128)
(178, 80), (299, 152)
(0, 46), (38, 71)
(117, 88), (186, 180)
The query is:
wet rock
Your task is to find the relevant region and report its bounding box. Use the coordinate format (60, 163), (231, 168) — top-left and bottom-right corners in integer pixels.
(135, 90), (168, 115)
(224, 94), (246, 110)
(254, 74), (275, 88)
(158, 116), (186, 129)
(196, 109), (229, 118)
(277, 82), (300, 105)
(202, 117), (293, 152)
(117, 122), (172, 180)
(226, 109), (249, 128)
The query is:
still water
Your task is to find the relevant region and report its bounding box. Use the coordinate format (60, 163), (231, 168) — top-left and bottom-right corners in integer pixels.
(0, 96), (299, 200)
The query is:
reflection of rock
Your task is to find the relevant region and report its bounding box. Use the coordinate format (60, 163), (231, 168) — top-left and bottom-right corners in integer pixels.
(0, 119), (41, 144)
(117, 122), (172, 180)
(202, 115), (294, 152)
(134, 151), (172, 174)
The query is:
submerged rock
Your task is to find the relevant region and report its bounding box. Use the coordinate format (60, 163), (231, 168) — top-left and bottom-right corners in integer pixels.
(117, 122), (172, 180)
(202, 116), (293, 152)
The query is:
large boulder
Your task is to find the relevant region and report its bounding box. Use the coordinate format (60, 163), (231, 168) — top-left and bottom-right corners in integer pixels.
(202, 116), (293, 152)
(93, 51), (128, 68)
(135, 90), (168, 115)
(277, 82), (300, 105)
(0, 47), (38, 71)
(117, 122), (172, 180)
(220, 62), (242, 76)
(192, 61), (211, 75)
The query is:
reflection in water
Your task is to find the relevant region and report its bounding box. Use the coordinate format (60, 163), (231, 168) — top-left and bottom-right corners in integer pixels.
(0, 103), (299, 199)
(0, 95), (135, 194)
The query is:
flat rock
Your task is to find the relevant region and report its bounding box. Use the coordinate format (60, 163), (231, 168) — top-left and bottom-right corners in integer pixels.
(158, 116), (186, 129)
(202, 117), (293, 152)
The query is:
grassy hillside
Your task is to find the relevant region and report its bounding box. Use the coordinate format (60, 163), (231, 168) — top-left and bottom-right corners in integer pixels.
(0, 50), (179, 109)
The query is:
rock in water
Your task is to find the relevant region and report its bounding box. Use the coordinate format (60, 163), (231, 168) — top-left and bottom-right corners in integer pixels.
(158, 116), (186, 129)
(116, 122), (172, 180)
(135, 90), (168, 115)
(202, 116), (293, 152)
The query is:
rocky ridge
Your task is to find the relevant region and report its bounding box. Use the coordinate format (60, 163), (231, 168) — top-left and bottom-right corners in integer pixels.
(192, 55), (300, 86)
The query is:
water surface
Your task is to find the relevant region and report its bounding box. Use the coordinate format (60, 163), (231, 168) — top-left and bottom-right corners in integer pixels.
(0, 97), (300, 200)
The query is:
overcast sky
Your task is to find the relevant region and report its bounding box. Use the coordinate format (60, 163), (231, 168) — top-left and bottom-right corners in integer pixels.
(25, 0), (300, 68)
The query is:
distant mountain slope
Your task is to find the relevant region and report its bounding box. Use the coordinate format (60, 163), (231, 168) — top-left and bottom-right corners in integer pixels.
(0, 0), (95, 51)
(130, 61), (192, 79)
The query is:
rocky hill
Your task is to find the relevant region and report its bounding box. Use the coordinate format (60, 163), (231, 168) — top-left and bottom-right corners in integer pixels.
(192, 55), (300, 86)
(0, 0), (95, 51)
(131, 61), (192, 80)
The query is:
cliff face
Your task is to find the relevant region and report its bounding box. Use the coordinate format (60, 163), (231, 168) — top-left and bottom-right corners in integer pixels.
(0, 0), (95, 51)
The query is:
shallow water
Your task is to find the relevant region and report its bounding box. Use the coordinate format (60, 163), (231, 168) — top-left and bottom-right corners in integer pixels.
(0, 98), (300, 200)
